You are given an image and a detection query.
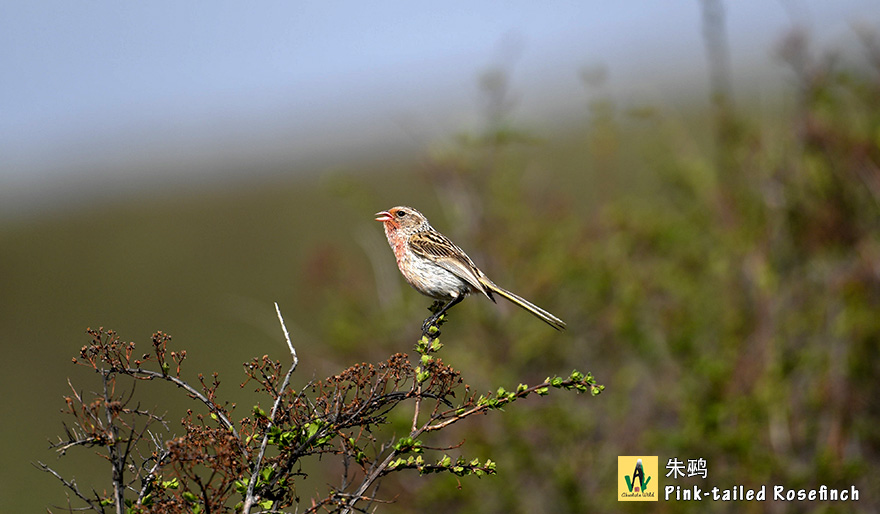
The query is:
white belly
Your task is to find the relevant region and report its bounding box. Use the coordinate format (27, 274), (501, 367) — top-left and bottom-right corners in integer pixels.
(400, 252), (472, 300)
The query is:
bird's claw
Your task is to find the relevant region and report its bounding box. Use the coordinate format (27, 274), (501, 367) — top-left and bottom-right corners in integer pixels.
(422, 314), (440, 335)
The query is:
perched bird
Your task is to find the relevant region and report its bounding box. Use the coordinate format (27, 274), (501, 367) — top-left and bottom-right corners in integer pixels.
(375, 206), (565, 331)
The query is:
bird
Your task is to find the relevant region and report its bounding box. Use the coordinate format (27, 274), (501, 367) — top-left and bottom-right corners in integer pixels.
(374, 206), (566, 331)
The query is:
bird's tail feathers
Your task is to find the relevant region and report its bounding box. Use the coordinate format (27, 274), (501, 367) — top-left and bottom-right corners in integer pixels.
(480, 279), (566, 331)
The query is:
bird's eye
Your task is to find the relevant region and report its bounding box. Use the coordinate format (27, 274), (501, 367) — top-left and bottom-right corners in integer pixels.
(396, 210), (407, 218)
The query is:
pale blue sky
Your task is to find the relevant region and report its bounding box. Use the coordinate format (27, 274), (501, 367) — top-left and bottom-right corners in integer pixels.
(1, 2), (876, 215)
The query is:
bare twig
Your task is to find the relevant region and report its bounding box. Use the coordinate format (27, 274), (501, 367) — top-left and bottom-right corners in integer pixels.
(116, 368), (246, 455)
(339, 450), (403, 514)
(135, 447), (171, 506)
(242, 303), (299, 513)
(36, 462), (104, 512)
(101, 374), (125, 514)
(411, 380), (422, 434)
(275, 302), (297, 362)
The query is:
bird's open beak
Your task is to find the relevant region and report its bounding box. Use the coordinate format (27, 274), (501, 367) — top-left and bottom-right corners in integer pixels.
(374, 211), (393, 222)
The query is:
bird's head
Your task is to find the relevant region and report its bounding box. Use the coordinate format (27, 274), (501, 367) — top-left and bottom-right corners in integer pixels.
(374, 206), (428, 233)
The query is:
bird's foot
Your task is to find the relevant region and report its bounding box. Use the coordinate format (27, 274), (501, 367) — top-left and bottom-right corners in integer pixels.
(421, 301), (443, 333)
(421, 314), (439, 335)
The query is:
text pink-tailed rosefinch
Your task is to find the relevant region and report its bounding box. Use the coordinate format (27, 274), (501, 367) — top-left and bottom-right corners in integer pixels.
(375, 206), (565, 330)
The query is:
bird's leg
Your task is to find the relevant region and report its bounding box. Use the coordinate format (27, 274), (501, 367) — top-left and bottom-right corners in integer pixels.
(422, 295), (463, 333)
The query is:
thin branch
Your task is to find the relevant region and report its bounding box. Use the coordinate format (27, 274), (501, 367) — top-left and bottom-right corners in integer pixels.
(340, 388), (427, 514)
(135, 448), (171, 505)
(275, 301), (297, 361)
(410, 382), (422, 434)
(242, 303), (299, 514)
(117, 368), (246, 455)
(36, 462), (104, 513)
(339, 449), (403, 514)
(428, 379), (588, 432)
(51, 435), (103, 455)
(101, 374), (125, 514)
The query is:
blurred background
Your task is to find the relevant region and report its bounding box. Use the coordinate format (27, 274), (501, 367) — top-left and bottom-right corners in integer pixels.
(2, 1), (879, 512)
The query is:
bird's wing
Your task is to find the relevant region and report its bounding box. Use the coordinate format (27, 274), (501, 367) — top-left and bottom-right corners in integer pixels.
(408, 230), (494, 300)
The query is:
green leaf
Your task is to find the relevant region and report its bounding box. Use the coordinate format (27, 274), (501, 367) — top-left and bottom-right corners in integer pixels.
(415, 335), (431, 353)
(387, 457), (406, 470)
(280, 430), (296, 446)
(393, 436), (423, 454)
(393, 436), (414, 452)
(302, 420), (334, 446)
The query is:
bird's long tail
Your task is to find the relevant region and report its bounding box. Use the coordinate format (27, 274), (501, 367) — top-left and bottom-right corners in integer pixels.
(480, 278), (566, 331)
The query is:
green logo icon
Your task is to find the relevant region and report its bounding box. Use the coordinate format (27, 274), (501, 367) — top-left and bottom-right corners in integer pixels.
(625, 459), (652, 493)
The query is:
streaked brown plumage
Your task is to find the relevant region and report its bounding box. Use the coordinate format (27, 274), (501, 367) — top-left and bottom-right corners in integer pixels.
(375, 206), (565, 331)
